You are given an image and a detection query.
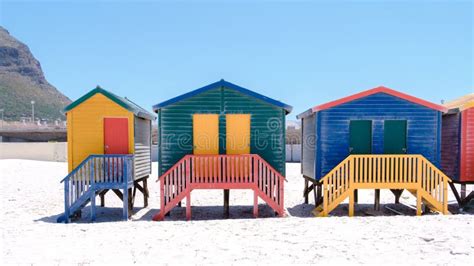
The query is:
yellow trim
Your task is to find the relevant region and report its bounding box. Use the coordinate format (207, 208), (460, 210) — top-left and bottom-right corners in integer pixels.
(226, 114), (251, 154)
(193, 114), (219, 155)
(460, 101), (474, 111)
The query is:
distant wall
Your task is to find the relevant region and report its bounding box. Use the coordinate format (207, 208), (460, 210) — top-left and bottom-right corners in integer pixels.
(0, 142), (67, 161)
(286, 144), (301, 162)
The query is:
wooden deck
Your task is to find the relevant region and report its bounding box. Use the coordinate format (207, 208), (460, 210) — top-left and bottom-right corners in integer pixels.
(153, 154), (285, 221)
(57, 154), (135, 223)
(312, 154), (451, 217)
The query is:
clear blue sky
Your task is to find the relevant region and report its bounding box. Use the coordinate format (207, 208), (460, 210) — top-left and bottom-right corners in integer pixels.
(1, 0), (472, 119)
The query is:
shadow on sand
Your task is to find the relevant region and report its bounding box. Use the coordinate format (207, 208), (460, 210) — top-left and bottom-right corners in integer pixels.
(37, 203), (282, 224)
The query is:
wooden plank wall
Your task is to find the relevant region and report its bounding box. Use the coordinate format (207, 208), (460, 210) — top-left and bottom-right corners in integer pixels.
(158, 86), (286, 176)
(441, 113), (460, 180)
(461, 107), (474, 182)
(316, 92), (441, 180)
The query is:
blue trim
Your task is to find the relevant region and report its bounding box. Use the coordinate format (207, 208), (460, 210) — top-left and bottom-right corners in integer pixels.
(152, 79), (293, 114)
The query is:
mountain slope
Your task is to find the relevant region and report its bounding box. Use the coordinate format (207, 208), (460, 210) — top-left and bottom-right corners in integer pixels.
(0, 26), (71, 120)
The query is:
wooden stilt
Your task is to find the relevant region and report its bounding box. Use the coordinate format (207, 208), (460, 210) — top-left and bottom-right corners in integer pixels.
(374, 189), (380, 211)
(128, 188), (133, 214)
(99, 189), (108, 207)
(390, 189), (403, 204)
(143, 177), (149, 207)
(317, 183), (323, 206)
(178, 201), (182, 207)
(253, 190), (258, 218)
(461, 184), (466, 200)
(186, 192), (191, 221)
(304, 179), (309, 204)
(224, 189), (230, 217)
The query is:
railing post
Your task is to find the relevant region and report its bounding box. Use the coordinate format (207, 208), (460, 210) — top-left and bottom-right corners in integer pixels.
(443, 177), (448, 214)
(90, 159), (96, 222)
(279, 173), (284, 216)
(323, 176), (328, 216)
(253, 155), (258, 187)
(186, 156), (191, 189)
(417, 156), (422, 189)
(64, 177), (70, 223)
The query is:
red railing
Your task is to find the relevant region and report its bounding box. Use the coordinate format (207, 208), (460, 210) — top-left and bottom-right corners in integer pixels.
(155, 154), (285, 220)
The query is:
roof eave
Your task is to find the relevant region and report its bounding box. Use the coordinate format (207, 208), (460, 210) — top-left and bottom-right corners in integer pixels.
(311, 86), (448, 113)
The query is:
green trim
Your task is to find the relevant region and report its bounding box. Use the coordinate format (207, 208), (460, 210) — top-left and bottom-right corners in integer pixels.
(63, 86), (155, 120)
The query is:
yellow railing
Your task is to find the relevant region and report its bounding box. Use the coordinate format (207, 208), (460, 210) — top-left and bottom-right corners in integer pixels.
(319, 155), (451, 217)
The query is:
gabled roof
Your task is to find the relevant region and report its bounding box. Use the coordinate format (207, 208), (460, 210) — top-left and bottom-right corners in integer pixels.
(64, 86), (156, 120)
(444, 93), (474, 112)
(297, 86), (447, 119)
(152, 79), (293, 114)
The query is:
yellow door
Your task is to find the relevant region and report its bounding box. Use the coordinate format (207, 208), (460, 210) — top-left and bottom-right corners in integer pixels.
(193, 114), (219, 154)
(226, 114), (251, 154)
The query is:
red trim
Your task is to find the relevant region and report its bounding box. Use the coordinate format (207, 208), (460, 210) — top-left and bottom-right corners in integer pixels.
(311, 86), (448, 113)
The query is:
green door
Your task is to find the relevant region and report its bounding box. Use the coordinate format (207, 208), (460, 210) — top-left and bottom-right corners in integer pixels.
(349, 120), (372, 154)
(384, 120), (407, 154)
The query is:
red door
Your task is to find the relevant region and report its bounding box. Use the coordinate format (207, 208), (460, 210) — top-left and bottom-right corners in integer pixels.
(104, 118), (129, 154)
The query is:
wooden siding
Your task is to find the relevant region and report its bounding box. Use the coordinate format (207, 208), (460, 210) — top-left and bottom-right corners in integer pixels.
(158, 86), (286, 176)
(66, 93), (135, 172)
(441, 113), (460, 180)
(461, 107), (474, 182)
(134, 117), (152, 178)
(301, 114), (316, 178)
(315, 92), (441, 180)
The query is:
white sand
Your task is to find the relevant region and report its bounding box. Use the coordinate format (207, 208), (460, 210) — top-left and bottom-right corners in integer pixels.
(0, 159), (472, 264)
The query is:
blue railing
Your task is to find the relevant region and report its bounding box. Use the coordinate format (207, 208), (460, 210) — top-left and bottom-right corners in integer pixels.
(60, 154), (134, 223)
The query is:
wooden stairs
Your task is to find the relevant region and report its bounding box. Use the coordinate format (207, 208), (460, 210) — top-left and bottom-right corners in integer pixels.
(313, 155), (451, 217)
(152, 154), (285, 221)
(57, 155), (134, 223)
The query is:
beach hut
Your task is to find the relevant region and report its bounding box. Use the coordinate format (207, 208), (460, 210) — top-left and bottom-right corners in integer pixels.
(297, 86), (451, 217)
(441, 94), (474, 207)
(152, 79), (292, 220)
(57, 86), (155, 223)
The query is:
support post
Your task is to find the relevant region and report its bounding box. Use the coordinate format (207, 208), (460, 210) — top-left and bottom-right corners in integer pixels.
(349, 190), (354, 217)
(461, 184), (466, 200)
(253, 190), (258, 218)
(374, 189), (380, 211)
(90, 160), (96, 222)
(64, 178), (70, 223)
(143, 177), (149, 207)
(304, 179), (309, 204)
(123, 161), (129, 221)
(224, 189), (230, 218)
(123, 187), (129, 221)
(186, 192), (191, 221)
(416, 189), (422, 216)
(100, 191), (106, 207)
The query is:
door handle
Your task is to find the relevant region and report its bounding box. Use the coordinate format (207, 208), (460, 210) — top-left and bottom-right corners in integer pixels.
(105, 145), (109, 150)
(349, 147), (353, 153)
(402, 148), (407, 153)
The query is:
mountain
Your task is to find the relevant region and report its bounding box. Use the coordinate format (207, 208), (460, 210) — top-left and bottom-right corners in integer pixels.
(0, 26), (71, 121)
